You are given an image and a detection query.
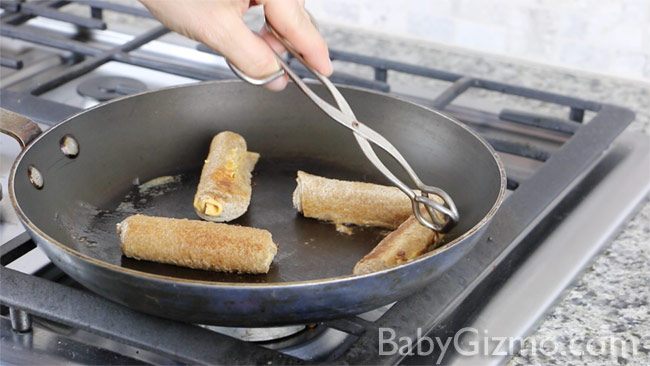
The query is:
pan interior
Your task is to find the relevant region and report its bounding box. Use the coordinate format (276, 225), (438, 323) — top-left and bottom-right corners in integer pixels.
(70, 158), (390, 282)
(12, 81), (503, 284)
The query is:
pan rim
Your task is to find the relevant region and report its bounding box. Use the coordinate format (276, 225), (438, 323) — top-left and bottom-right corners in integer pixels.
(9, 79), (506, 289)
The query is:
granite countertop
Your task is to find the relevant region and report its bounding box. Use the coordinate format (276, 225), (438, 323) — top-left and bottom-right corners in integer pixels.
(318, 25), (650, 365)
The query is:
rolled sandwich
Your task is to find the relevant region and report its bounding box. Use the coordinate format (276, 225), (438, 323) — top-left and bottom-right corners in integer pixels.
(353, 196), (446, 275)
(194, 131), (260, 222)
(292, 171), (412, 229)
(117, 214), (277, 274)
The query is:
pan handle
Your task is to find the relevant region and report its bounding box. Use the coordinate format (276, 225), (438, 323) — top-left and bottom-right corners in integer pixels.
(0, 108), (42, 149)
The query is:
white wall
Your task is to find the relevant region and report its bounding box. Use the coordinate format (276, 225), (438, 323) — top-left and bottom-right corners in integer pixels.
(306, 0), (650, 82)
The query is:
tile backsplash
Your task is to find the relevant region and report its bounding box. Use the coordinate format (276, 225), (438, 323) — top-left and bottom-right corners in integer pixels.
(306, 0), (650, 82)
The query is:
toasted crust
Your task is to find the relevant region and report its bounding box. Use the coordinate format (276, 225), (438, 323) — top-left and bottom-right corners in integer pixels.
(292, 171), (412, 229)
(353, 195), (446, 275)
(194, 131), (260, 222)
(117, 214), (277, 274)
(352, 215), (444, 275)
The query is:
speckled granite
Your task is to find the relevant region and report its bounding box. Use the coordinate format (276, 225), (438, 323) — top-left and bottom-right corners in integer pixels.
(510, 204), (650, 365)
(317, 25), (650, 365)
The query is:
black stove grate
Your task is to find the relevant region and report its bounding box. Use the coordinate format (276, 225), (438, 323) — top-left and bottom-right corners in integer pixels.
(0, 1), (635, 364)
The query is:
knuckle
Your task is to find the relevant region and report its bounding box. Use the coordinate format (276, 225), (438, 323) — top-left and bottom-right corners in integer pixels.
(278, 5), (309, 36)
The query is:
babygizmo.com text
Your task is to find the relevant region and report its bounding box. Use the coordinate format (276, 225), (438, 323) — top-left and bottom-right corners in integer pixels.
(378, 327), (643, 364)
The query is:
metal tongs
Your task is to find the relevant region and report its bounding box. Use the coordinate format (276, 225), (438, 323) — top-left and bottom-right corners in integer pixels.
(226, 18), (459, 232)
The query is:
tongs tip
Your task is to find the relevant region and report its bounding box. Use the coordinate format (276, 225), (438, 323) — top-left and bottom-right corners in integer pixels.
(412, 189), (459, 233)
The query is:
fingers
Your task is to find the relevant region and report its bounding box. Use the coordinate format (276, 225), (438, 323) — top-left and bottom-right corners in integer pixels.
(260, 0), (332, 76)
(259, 25), (286, 55)
(200, 11), (287, 90)
(258, 26), (288, 90)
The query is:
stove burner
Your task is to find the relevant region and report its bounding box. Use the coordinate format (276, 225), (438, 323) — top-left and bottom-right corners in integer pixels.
(204, 324), (306, 342)
(77, 76), (147, 101)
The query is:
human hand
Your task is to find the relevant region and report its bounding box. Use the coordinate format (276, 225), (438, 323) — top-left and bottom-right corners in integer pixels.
(139, 0), (332, 90)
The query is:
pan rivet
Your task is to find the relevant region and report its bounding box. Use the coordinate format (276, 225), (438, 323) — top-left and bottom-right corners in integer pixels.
(59, 134), (79, 158)
(27, 165), (43, 189)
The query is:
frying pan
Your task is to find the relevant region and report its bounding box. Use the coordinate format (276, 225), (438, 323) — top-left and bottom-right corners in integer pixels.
(3, 81), (505, 326)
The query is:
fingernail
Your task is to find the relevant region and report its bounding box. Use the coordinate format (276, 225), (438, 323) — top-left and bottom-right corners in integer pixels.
(265, 76), (287, 91)
(323, 58), (333, 76)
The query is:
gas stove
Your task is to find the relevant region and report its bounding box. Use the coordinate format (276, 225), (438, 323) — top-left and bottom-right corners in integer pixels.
(1, 2), (649, 365)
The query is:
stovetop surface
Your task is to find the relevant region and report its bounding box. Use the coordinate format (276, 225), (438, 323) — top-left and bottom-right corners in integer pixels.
(2, 132), (647, 365)
(1, 2), (649, 365)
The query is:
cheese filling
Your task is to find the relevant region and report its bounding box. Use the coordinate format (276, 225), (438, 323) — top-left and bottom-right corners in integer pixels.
(194, 197), (223, 217)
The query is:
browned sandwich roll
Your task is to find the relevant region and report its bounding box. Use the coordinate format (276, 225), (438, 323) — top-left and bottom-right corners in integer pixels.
(117, 214), (277, 274)
(353, 215), (445, 275)
(353, 194), (446, 274)
(292, 171), (412, 229)
(194, 131), (260, 222)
